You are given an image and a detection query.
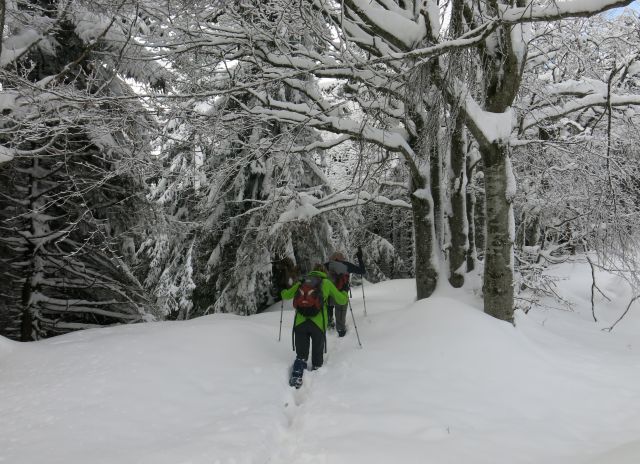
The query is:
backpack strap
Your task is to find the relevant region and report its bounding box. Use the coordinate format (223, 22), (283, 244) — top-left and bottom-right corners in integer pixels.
(291, 280), (303, 351)
(291, 311), (296, 351)
(321, 294), (327, 353)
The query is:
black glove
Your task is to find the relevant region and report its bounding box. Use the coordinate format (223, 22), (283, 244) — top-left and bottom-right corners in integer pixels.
(355, 246), (366, 275)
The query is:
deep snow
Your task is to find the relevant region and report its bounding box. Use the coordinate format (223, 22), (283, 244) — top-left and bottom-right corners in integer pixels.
(1, 259), (640, 464)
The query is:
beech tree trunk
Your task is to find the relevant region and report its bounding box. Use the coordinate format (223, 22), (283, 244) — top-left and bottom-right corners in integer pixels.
(465, 0), (524, 323)
(481, 143), (514, 323)
(448, 114), (467, 287)
(431, 141), (443, 259)
(407, 109), (439, 300)
(411, 182), (439, 299)
(465, 153), (477, 272)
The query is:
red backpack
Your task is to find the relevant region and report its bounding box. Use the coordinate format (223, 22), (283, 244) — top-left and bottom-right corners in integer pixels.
(327, 261), (350, 291)
(293, 276), (323, 318)
(333, 272), (349, 291)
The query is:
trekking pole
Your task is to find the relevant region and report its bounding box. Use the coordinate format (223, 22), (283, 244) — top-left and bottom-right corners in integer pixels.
(278, 300), (284, 341)
(348, 299), (363, 348)
(360, 276), (368, 317)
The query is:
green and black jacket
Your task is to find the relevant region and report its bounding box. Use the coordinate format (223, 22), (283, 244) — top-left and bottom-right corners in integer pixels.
(280, 270), (348, 331)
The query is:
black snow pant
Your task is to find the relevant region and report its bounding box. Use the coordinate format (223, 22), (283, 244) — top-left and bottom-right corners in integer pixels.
(294, 319), (325, 368)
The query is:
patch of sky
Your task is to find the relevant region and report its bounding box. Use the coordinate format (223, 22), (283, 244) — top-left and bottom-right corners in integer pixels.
(608, 1), (640, 17)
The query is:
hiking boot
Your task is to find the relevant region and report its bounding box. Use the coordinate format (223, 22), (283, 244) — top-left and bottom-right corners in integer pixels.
(328, 319), (335, 329)
(337, 329), (347, 337)
(311, 364), (322, 371)
(292, 358), (307, 376)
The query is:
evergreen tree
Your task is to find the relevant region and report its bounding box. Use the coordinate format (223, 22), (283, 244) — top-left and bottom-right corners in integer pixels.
(0, 0), (166, 339)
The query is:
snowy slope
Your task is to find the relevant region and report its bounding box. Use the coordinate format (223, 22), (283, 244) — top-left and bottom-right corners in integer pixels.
(1, 260), (640, 464)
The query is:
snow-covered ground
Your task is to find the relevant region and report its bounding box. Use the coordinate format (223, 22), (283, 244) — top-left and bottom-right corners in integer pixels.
(1, 259), (640, 464)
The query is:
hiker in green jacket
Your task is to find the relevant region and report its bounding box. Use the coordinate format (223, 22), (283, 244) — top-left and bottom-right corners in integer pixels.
(281, 264), (348, 375)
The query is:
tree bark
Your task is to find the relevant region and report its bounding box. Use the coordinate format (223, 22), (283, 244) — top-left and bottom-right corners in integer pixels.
(411, 181), (439, 299)
(0, 0), (6, 60)
(466, 2), (524, 323)
(406, 108), (439, 300)
(20, 281), (33, 342)
(20, 158), (44, 341)
(481, 143), (514, 323)
(448, 113), (468, 287)
(430, 137), (443, 260)
(465, 153), (477, 272)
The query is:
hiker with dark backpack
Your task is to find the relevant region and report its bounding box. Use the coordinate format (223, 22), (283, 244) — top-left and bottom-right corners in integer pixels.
(325, 247), (366, 337)
(281, 264), (347, 388)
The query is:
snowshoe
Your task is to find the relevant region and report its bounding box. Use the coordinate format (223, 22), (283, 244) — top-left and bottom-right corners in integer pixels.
(289, 358), (307, 389)
(289, 375), (303, 389)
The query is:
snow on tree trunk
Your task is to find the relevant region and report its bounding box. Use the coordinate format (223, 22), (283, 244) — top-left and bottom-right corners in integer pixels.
(465, 152), (478, 273)
(20, 158), (46, 341)
(410, 171), (438, 299)
(430, 132), (444, 266)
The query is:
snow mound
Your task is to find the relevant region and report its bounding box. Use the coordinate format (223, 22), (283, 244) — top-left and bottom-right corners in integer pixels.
(0, 335), (15, 359)
(1, 270), (640, 464)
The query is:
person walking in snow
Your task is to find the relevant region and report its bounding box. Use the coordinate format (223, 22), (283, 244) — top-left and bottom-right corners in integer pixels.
(281, 264), (347, 387)
(325, 247), (366, 337)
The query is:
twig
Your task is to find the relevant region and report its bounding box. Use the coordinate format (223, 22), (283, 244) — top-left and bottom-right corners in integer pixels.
(603, 295), (640, 332)
(586, 255), (611, 322)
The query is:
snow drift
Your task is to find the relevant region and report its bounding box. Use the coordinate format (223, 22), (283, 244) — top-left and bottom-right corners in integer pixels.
(1, 260), (640, 464)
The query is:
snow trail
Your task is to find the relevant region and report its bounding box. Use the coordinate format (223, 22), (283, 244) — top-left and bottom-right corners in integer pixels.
(1, 268), (640, 464)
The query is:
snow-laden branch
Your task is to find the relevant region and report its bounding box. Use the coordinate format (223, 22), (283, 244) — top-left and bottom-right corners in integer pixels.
(290, 135), (351, 153)
(0, 145), (15, 164)
(314, 190), (411, 211)
(501, 0), (635, 23)
(534, 79), (609, 101)
(342, 0), (427, 50)
(31, 294), (142, 321)
(0, 29), (41, 67)
(243, 99), (414, 159)
(270, 190), (411, 234)
(522, 93), (640, 131)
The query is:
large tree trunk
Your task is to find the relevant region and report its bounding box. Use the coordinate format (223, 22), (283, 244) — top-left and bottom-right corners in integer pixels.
(409, 148), (438, 299)
(430, 138), (443, 260)
(411, 186), (438, 299)
(0, 0), (6, 60)
(465, 152), (477, 272)
(448, 113), (468, 287)
(406, 108), (439, 300)
(20, 158), (44, 341)
(474, 2), (524, 323)
(481, 143), (514, 322)
(20, 281), (33, 341)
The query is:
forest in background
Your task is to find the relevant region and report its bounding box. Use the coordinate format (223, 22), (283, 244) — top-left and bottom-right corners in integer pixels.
(1, 0), (639, 341)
